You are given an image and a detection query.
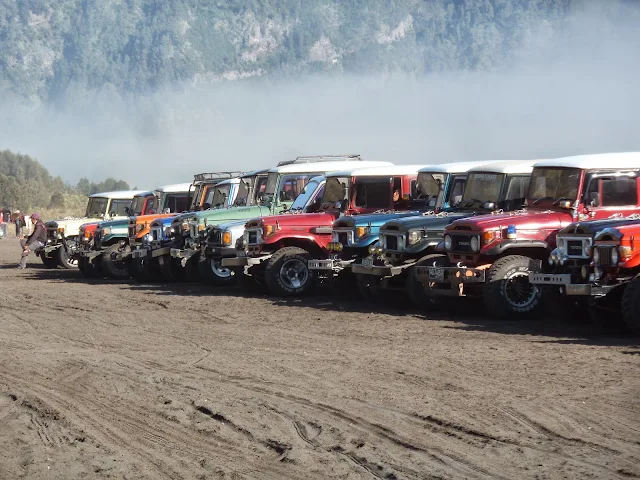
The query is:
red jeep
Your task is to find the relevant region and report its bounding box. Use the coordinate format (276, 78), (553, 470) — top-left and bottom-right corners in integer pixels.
(578, 219), (640, 333)
(223, 165), (423, 296)
(422, 153), (640, 318)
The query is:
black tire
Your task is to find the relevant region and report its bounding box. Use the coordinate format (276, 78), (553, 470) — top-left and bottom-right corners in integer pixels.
(355, 274), (381, 302)
(157, 255), (183, 282)
(79, 256), (102, 278)
(483, 255), (543, 319)
(621, 278), (640, 335)
(199, 256), (237, 286)
(184, 253), (201, 282)
(101, 244), (130, 279)
(406, 254), (447, 309)
(41, 254), (59, 269)
(264, 247), (316, 296)
(56, 238), (79, 269)
(541, 285), (589, 323)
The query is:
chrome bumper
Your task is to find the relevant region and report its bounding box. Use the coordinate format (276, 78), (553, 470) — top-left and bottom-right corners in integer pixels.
(415, 266), (486, 284)
(151, 247), (171, 258)
(131, 248), (148, 259)
(221, 254), (272, 268)
(308, 259), (354, 271)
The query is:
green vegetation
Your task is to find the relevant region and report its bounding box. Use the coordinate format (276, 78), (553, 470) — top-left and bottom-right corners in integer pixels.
(0, 0), (592, 101)
(0, 149), (130, 218)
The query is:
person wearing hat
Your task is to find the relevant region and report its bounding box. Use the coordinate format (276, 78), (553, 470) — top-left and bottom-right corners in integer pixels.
(18, 213), (47, 269)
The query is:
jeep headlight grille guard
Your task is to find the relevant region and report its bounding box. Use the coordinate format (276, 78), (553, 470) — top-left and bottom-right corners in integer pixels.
(332, 228), (354, 247)
(381, 231), (405, 252)
(556, 236), (592, 259)
(244, 227), (263, 247)
(445, 233), (481, 253)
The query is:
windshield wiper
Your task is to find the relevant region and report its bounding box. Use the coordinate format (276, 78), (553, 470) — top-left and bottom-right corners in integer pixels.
(463, 199), (482, 207)
(552, 197), (571, 206)
(532, 196), (552, 205)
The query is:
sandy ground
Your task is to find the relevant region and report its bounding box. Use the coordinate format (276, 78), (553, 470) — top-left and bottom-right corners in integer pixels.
(0, 239), (638, 480)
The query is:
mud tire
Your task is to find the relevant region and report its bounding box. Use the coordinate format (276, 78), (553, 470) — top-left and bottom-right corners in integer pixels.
(56, 238), (79, 269)
(79, 256), (102, 278)
(101, 244), (130, 279)
(264, 247), (316, 297)
(621, 278), (640, 335)
(199, 256), (237, 286)
(157, 255), (182, 282)
(484, 255), (543, 319)
(406, 254), (448, 310)
(41, 253), (59, 269)
(355, 274), (381, 303)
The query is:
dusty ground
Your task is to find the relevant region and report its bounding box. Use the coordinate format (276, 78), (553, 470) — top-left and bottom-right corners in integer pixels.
(0, 239), (638, 480)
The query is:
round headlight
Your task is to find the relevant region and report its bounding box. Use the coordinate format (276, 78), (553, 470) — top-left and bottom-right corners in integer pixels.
(556, 239), (565, 255)
(368, 245), (377, 255)
(407, 230), (422, 245)
(470, 236), (479, 252)
(583, 242), (591, 257)
(548, 254), (556, 266)
(444, 235), (452, 250)
(143, 234), (152, 243)
(593, 248), (600, 265)
(611, 247), (619, 265)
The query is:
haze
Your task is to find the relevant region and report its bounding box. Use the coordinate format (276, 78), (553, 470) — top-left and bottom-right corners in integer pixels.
(1, 3), (639, 190)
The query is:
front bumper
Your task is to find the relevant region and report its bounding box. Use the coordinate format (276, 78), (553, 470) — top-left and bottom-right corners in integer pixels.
(131, 248), (149, 259)
(351, 259), (406, 277)
(563, 284), (615, 297)
(416, 266), (487, 284)
(528, 273), (573, 285)
(150, 247), (171, 258)
(203, 246), (237, 258)
(308, 259), (354, 272)
(170, 247), (198, 260)
(221, 253), (273, 268)
(79, 250), (103, 259)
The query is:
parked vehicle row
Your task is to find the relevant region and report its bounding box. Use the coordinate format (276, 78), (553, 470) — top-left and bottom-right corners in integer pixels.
(37, 152), (640, 332)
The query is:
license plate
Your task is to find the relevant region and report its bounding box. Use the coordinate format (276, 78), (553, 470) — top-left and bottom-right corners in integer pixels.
(429, 267), (444, 281)
(361, 257), (373, 268)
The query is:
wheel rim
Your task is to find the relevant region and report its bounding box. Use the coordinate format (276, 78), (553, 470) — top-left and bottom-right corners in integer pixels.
(211, 259), (232, 278)
(65, 241), (79, 267)
(502, 271), (539, 308)
(279, 258), (309, 289)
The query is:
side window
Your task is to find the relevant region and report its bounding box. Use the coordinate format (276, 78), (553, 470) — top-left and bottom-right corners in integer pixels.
(601, 177), (637, 206)
(410, 179), (418, 199)
(109, 200), (131, 216)
(447, 178), (465, 205)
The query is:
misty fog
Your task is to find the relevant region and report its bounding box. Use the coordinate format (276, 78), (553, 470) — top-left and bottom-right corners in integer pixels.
(1, 3), (639, 189)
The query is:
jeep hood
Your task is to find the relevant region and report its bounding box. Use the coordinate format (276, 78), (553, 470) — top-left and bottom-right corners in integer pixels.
(258, 212), (337, 229)
(132, 213), (175, 225)
(47, 215), (122, 236)
(382, 212), (472, 231)
(193, 205), (269, 222)
(448, 210), (573, 232)
(558, 217), (640, 235)
(333, 211), (421, 229)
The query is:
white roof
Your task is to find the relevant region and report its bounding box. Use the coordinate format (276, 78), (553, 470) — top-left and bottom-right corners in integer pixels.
(533, 152), (640, 170)
(468, 160), (539, 174)
(418, 160), (510, 174)
(90, 190), (147, 199)
(212, 177), (241, 186)
(269, 160), (393, 174)
(241, 168), (270, 178)
(326, 164), (426, 177)
(155, 183), (193, 193)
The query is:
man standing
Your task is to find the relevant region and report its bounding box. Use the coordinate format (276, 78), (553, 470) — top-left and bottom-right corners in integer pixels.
(18, 213), (47, 269)
(14, 210), (23, 238)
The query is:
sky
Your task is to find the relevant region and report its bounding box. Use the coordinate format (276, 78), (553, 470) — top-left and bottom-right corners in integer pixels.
(1, 2), (639, 190)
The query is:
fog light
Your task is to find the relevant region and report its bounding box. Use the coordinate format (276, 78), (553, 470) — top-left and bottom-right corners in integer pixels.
(368, 245), (377, 255)
(594, 266), (605, 279)
(548, 254), (556, 266)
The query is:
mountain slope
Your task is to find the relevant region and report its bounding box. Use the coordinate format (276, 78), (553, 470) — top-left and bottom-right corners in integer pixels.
(0, 0), (577, 100)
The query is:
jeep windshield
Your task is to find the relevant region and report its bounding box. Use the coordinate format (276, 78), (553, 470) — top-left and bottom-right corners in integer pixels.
(459, 172), (505, 208)
(414, 172), (447, 209)
(130, 196), (149, 216)
(160, 193), (189, 213)
(355, 177), (392, 209)
(290, 178), (324, 211)
(203, 184), (231, 210)
(85, 197), (108, 217)
(109, 199), (132, 216)
(528, 167), (581, 207)
(258, 173), (314, 206)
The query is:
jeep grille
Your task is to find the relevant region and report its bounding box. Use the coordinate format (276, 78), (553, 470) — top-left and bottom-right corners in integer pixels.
(594, 246), (615, 267)
(381, 232), (405, 252)
(151, 226), (163, 242)
(332, 228), (354, 246)
(245, 228), (262, 246)
(558, 236), (592, 259)
(449, 234), (475, 253)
